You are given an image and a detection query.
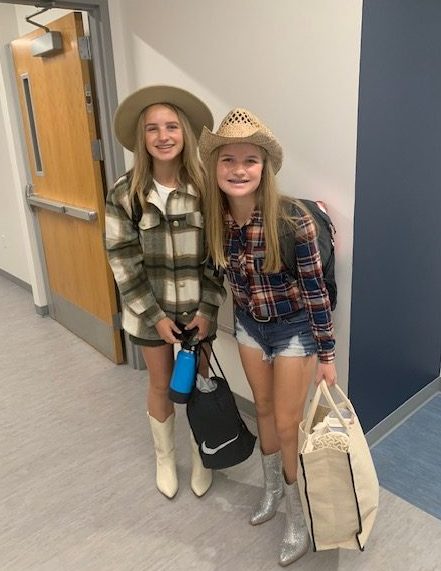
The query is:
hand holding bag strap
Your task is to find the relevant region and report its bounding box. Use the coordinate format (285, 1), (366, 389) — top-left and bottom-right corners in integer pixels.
(304, 381), (352, 435)
(304, 383), (327, 434)
(320, 381), (356, 416)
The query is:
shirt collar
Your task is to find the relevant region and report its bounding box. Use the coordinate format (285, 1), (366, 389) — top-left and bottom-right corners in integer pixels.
(145, 182), (197, 203)
(226, 208), (263, 229)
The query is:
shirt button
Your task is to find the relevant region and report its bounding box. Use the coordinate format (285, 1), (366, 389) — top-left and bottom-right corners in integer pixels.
(179, 282), (185, 288)
(182, 311), (188, 316)
(172, 220), (179, 227)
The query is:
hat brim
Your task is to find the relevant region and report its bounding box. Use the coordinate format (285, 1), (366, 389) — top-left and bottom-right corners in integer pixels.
(198, 126), (283, 173)
(114, 85), (214, 152)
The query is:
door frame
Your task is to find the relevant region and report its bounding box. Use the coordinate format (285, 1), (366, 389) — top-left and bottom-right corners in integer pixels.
(2, 0), (124, 193)
(2, 0), (144, 368)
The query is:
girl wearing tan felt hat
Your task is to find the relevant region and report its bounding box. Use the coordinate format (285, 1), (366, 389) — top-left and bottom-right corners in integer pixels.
(200, 108), (337, 566)
(105, 85), (226, 499)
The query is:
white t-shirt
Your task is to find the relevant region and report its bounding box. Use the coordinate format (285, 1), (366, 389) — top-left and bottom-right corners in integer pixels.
(153, 179), (175, 214)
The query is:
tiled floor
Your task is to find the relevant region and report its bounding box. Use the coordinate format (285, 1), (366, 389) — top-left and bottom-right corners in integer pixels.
(371, 393), (441, 520)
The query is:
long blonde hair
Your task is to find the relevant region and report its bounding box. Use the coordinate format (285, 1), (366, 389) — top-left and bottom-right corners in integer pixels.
(128, 104), (206, 207)
(204, 148), (308, 273)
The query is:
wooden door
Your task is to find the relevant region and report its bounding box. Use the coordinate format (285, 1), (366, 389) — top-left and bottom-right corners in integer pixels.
(11, 12), (124, 363)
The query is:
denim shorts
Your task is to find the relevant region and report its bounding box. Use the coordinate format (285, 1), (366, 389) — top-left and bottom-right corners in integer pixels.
(234, 307), (317, 362)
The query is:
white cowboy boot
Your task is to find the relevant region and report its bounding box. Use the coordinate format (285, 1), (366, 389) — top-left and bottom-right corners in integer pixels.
(148, 412), (178, 499)
(250, 450), (284, 525)
(190, 431), (212, 497)
(279, 480), (310, 566)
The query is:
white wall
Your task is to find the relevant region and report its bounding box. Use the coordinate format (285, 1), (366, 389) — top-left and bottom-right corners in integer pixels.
(108, 0), (363, 397)
(0, 5), (29, 283)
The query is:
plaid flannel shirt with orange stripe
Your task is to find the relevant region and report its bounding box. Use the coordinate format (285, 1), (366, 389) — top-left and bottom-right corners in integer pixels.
(225, 209), (335, 363)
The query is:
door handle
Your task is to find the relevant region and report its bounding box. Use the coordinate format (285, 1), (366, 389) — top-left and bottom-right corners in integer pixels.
(25, 185), (97, 222)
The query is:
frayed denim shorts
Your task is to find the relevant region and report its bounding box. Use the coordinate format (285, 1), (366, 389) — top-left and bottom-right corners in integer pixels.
(234, 307), (317, 362)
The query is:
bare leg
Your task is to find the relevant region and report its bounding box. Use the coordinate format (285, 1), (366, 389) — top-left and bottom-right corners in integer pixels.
(273, 354), (316, 483)
(237, 343), (278, 454)
(141, 344), (175, 421)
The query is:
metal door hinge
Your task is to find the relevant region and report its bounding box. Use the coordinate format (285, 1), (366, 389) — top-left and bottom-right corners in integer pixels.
(84, 83), (93, 114)
(91, 139), (104, 161)
(78, 36), (92, 60)
(112, 312), (122, 330)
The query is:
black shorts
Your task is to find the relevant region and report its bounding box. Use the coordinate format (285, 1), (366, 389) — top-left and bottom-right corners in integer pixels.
(129, 334), (216, 347)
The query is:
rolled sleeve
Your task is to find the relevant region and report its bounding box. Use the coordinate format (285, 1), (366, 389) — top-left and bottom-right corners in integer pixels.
(295, 213), (335, 362)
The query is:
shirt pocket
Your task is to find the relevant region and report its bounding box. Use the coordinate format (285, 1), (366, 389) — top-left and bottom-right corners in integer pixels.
(170, 211), (204, 260)
(253, 252), (289, 282)
(252, 249), (266, 273)
(253, 249), (290, 289)
(187, 211), (204, 261)
(138, 211), (161, 231)
(186, 211), (203, 230)
(138, 211), (161, 254)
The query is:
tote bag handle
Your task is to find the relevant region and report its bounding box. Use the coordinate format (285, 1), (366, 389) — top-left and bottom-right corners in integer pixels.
(304, 381), (356, 435)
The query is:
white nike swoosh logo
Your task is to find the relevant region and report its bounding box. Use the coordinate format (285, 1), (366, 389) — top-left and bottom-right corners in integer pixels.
(201, 434), (239, 455)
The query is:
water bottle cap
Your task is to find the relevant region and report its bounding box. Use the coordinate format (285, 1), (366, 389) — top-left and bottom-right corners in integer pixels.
(177, 324), (199, 350)
(182, 340), (198, 351)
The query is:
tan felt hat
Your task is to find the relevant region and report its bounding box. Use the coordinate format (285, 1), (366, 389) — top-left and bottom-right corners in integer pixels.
(199, 108), (283, 173)
(114, 84), (214, 151)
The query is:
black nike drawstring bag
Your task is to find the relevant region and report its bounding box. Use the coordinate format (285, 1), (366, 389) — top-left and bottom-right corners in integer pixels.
(186, 344), (256, 470)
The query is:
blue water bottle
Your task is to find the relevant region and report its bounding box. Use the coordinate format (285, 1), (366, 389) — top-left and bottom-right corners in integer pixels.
(168, 327), (199, 403)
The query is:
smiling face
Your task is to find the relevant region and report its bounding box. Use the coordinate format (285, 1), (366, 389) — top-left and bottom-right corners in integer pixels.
(143, 103), (184, 166)
(216, 143), (265, 203)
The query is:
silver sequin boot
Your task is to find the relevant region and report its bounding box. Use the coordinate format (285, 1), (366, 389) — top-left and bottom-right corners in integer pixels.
(279, 480), (310, 566)
(249, 450), (283, 525)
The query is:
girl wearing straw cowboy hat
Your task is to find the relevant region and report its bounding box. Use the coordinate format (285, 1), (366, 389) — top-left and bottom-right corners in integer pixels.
(105, 85), (225, 499)
(199, 108), (337, 566)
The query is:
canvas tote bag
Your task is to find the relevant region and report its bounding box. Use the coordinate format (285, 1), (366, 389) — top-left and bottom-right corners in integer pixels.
(297, 381), (379, 551)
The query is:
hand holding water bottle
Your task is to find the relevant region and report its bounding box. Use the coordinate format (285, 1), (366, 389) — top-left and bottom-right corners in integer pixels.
(168, 325), (199, 404)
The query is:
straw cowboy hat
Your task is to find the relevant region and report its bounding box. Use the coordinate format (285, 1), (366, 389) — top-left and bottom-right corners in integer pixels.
(199, 108), (283, 173)
(114, 85), (214, 151)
